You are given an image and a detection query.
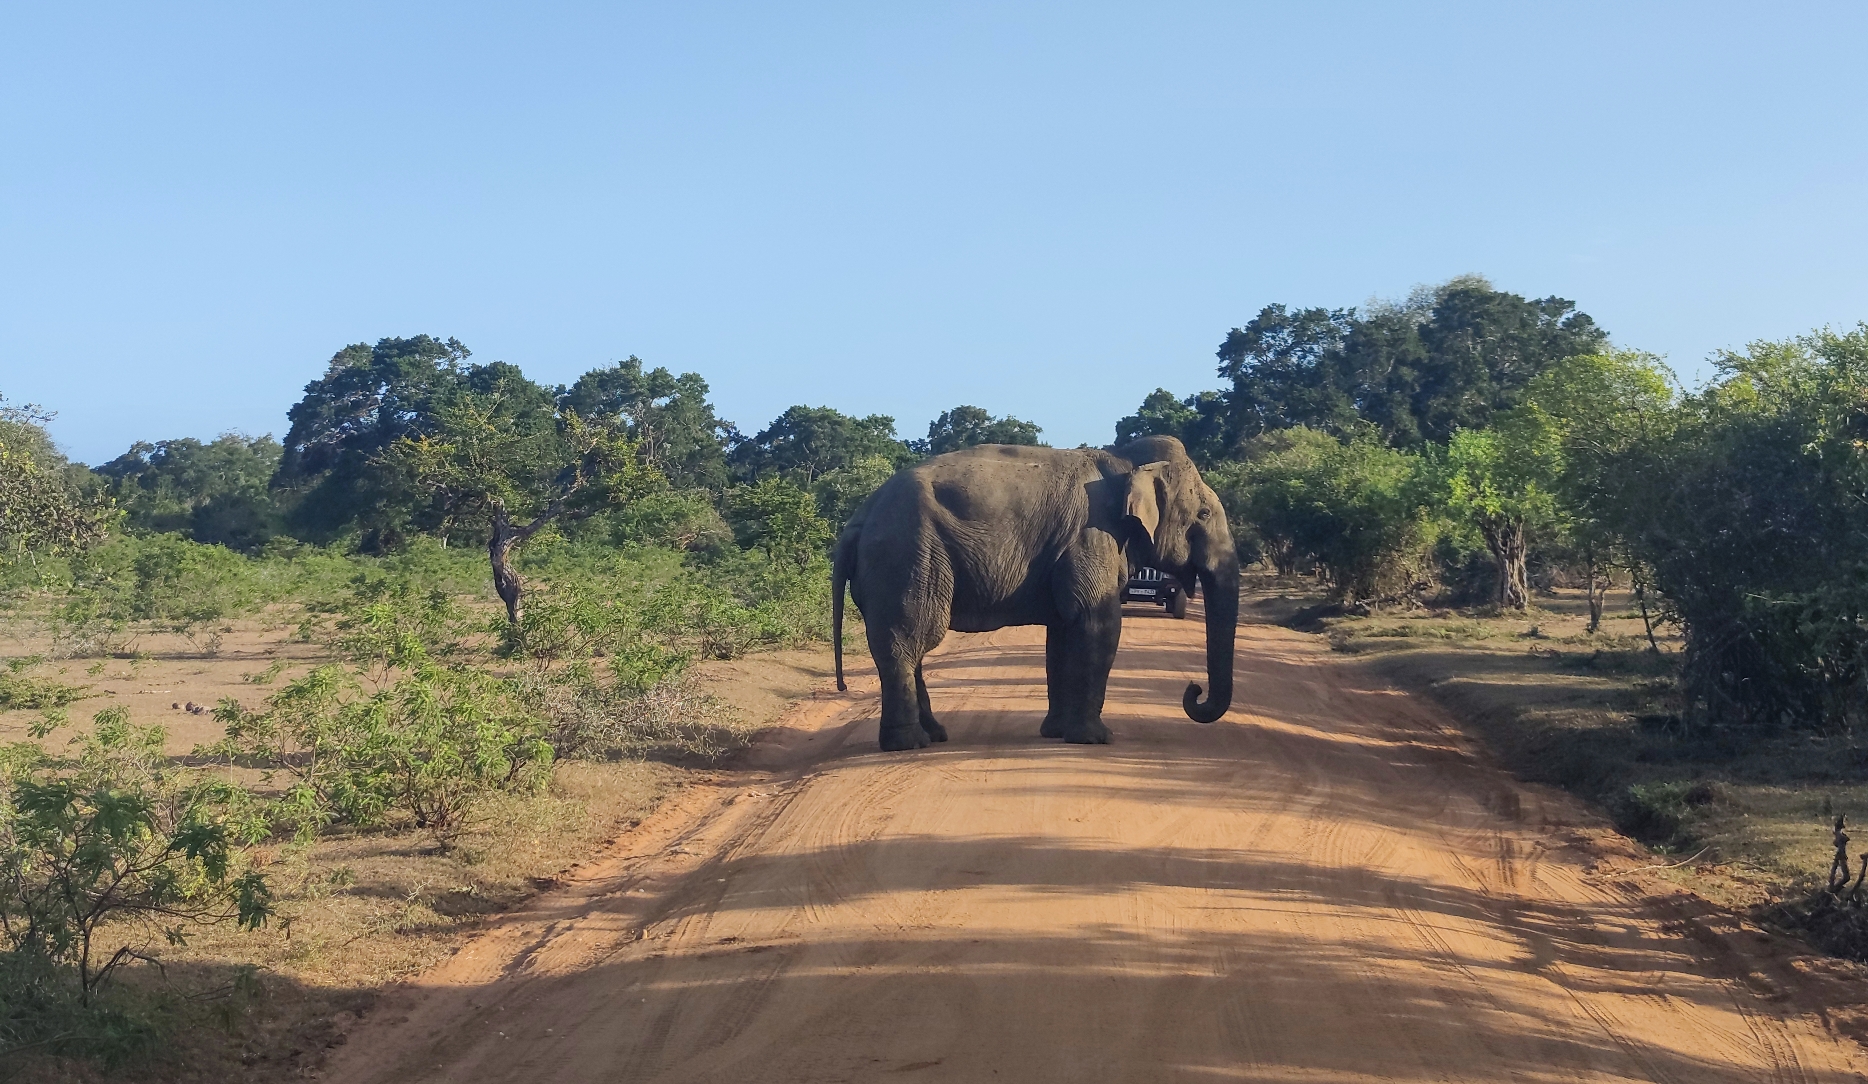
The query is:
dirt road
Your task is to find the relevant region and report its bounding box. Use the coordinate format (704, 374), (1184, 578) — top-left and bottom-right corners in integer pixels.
(326, 605), (1868, 1083)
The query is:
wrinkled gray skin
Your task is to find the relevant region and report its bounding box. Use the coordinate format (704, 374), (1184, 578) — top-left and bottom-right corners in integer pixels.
(833, 436), (1239, 750)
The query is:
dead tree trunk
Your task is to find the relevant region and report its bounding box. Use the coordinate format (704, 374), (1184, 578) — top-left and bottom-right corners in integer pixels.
(488, 510), (526, 625)
(487, 498), (576, 626)
(1482, 518), (1529, 611)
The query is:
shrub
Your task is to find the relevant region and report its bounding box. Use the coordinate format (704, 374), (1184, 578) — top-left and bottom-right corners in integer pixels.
(726, 477), (833, 567)
(1611, 781), (1715, 848)
(0, 659), (95, 710)
(209, 661), (553, 844)
(207, 595), (553, 844)
(48, 534), (265, 654)
(0, 708), (272, 1011)
(1623, 327), (1868, 732)
(1214, 429), (1437, 602)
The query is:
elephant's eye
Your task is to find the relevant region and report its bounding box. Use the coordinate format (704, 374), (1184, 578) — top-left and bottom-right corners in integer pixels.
(1197, 507), (1211, 520)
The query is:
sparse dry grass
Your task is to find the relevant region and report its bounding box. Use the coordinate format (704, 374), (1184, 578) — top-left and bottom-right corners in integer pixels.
(1, 616), (842, 1082)
(1243, 572), (1868, 924)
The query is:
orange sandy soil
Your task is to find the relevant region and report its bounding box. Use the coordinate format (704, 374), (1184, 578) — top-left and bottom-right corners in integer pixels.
(313, 601), (1868, 1084)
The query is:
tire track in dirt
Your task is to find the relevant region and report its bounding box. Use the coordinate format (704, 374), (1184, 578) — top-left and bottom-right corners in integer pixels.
(323, 606), (1868, 1083)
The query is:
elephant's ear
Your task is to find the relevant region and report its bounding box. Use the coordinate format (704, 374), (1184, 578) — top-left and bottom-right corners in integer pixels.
(1123, 463), (1166, 544)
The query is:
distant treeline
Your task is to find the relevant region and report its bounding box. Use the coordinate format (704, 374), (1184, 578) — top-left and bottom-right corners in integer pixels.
(68, 340), (1042, 556)
(8, 274), (1868, 734)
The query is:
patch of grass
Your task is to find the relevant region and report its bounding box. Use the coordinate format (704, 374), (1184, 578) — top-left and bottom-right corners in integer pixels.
(0, 659), (97, 709)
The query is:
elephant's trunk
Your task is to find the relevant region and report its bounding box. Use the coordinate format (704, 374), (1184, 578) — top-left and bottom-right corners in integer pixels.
(1182, 554), (1237, 724)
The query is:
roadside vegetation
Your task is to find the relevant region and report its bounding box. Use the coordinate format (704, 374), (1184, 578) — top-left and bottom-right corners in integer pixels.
(1131, 276), (1868, 964)
(0, 357), (1042, 1079)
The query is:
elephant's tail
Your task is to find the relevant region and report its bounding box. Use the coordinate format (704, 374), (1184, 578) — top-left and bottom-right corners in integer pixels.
(832, 525), (857, 692)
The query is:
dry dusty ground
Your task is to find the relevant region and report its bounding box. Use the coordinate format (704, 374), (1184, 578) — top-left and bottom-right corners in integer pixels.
(320, 602), (1868, 1083)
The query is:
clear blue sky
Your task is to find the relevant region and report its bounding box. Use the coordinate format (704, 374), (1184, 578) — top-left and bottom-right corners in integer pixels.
(4, 3), (1865, 464)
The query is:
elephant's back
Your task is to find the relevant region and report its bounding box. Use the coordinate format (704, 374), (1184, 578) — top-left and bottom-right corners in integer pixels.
(904, 445), (1099, 527)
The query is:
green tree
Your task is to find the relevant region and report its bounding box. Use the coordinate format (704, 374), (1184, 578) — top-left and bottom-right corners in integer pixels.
(394, 379), (654, 623)
(1620, 325), (1868, 730)
(1403, 278), (1609, 444)
(558, 356), (734, 490)
(1438, 407), (1564, 610)
(1113, 388), (1230, 463)
(922, 405), (1043, 453)
(1205, 277), (1609, 451)
(1524, 351), (1678, 630)
(811, 453), (898, 527)
(0, 398), (115, 567)
(1215, 305), (1358, 439)
(730, 406), (911, 485)
(1215, 428), (1433, 600)
(273, 335), (474, 547)
(94, 433), (284, 551)
(727, 478), (833, 566)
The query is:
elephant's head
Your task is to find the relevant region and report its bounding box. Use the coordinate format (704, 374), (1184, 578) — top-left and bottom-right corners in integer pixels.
(1115, 436), (1238, 724)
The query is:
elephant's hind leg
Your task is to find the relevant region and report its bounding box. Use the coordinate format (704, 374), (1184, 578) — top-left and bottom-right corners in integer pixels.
(915, 663), (948, 743)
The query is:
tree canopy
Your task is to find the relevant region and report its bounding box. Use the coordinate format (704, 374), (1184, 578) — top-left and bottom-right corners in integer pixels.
(0, 398), (115, 564)
(730, 406), (911, 485)
(1122, 276), (1609, 459)
(95, 434), (283, 551)
(921, 405), (1043, 454)
(557, 356), (734, 490)
(273, 335), (477, 547)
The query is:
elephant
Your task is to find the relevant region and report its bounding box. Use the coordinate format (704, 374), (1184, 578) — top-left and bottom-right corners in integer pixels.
(831, 435), (1238, 750)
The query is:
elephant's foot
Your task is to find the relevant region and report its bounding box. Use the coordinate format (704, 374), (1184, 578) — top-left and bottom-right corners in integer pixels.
(1039, 712), (1064, 739)
(1062, 717), (1111, 745)
(921, 716), (949, 743)
(878, 725), (931, 752)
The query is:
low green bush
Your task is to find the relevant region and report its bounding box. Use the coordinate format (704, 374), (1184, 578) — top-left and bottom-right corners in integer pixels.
(0, 659), (96, 710)
(0, 707), (271, 1064)
(1611, 780), (1718, 848)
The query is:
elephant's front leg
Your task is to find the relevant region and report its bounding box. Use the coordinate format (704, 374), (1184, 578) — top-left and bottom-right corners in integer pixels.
(1039, 625), (1068, 738)
(915, 663), (948, 742)
(1044, 603), (1121, 743)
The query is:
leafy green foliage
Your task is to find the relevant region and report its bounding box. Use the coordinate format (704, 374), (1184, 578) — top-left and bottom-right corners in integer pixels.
(0, 401), (117, 566)
(1215, 305), (1359, 440)
(1114, 388), (1230, 462)
(1436, 407), (1564, 609)
(1617, 325), (1868, 731)
(558, 356), (734, 490)
(1211, 428), (1435, 601)
(94, 434), (284, 551)
(0, 659), (95, 710)
(727, 478), (833, 567)
(810, 453), (898, 528)
(274, 335), (476, 548)
(1123, 276), (1609, 459)
(0, 707), (272, 1005)
(394, 375), (657, 622)
(921, 405), (1043, 454)
(1523, 350), (1679, 624)
(731, 405), (912, 485)
(52, 534), (264, 654)
(593, 487), (730, 550)
(396, 387), (649, 532)
(207, 596), (552, 843)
